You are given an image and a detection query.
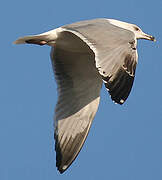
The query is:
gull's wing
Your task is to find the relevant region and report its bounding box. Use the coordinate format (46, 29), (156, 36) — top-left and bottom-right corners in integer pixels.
(51, 42), (102, 173)
(62, 18), (138, 104)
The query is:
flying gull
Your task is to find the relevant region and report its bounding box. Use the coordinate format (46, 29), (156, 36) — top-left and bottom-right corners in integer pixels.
(14, 18), (155, 173)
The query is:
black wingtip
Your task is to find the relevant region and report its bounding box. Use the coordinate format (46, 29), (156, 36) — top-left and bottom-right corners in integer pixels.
(25, 39), (47, 45)
(105, 68), (135, 105)
(58, 167), (66, 174)
(112, 98), (125, 105)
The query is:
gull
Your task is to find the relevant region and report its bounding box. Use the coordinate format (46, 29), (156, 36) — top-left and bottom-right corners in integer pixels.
(14, 18), (155, 173)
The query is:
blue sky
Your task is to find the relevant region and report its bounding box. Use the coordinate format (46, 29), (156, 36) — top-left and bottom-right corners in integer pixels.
(1, 0), (162, 179)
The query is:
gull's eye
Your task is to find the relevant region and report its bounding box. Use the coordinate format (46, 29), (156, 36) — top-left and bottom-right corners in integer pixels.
(134, 27), (140, 31)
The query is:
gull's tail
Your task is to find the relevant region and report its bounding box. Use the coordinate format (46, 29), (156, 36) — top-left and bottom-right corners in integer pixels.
(13, 28), (59, 46)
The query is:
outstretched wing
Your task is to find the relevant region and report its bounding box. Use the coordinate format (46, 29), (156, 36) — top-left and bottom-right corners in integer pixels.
(62, 18), (138, 104)
(51, 44), (102, 173)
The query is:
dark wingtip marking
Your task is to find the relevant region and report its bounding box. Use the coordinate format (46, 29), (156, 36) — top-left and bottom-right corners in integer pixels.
(58, 167), (66, 174)
(104, 69), (135, 104)
(55, 134), (64, 172)
(55, 125), (90, 174)
(102, 53), (137, 105)
(25, 39), (47, 45)
(123, 54), (136, 76)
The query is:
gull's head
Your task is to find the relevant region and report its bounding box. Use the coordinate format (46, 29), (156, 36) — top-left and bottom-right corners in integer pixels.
(108, 19), (155, 41)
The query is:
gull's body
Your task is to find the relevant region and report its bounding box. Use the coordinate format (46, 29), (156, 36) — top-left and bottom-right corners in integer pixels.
(14, 18), (155, 173)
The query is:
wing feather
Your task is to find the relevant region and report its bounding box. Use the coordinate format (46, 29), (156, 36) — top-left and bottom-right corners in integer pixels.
(51, 46), (102, 173)
(62, 18), (138, 104)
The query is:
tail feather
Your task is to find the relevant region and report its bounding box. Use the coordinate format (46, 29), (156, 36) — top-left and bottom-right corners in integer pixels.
(13, 28), (59, 45)
(13, 35), (46, 45)
(13, 34), (51, 45)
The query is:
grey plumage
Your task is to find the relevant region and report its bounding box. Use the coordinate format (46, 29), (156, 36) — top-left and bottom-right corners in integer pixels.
(51, 46), (102, 173)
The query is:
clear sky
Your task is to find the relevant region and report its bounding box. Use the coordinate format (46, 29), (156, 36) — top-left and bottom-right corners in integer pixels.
(1, 0), (162, 179)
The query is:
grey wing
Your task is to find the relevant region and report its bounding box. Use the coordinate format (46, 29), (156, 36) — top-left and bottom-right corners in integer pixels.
(51, 46), (102, 173)
(62, 18), (138, 104)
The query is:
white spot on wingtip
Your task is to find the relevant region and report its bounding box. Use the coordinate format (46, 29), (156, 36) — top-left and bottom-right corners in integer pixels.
(112, 100), (117, 104)
(120, 99), (124, 104)
(62, 165), (68, 170)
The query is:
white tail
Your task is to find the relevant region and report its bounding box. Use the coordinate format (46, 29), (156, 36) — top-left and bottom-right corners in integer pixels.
(13, 28), (59, 46)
